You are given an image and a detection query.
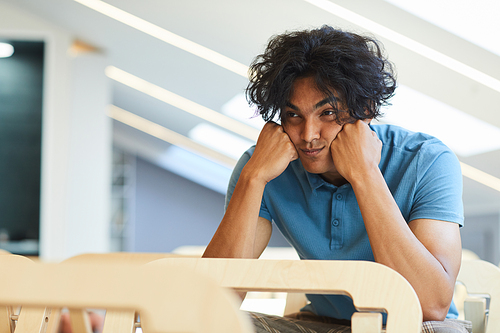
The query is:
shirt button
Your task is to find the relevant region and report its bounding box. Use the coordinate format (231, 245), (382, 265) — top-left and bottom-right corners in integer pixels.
(332, 219), (340, 227)
(336, 193), (343, 201)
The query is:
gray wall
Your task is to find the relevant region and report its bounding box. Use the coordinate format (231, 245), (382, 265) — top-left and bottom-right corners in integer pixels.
(133, 157), (224, 252)
(132, 157), (292, 253)
(461, 213), (500, 265)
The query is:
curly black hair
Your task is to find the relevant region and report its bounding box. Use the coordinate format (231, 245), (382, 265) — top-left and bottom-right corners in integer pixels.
(246, 25), (397, 123)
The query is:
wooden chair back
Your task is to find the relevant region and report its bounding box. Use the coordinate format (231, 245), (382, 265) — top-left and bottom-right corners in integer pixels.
(457, 259), (500, 333)
(61, 252), (198, 333)
(149, 258), (423, 333)
(283, 257), (500, 332)
(0, 254), (50, 333)
(0, 255), (253, 333)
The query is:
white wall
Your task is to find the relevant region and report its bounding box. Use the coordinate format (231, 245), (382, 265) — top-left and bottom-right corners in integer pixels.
(0, 2), (112, 261)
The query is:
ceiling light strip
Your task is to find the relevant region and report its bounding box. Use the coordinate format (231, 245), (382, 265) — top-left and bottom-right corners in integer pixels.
(108, 105), (237, 168)
(0, 42), (14, 58)
(74, 0), (249, 78)
(304, 0), (500, 94)
(460, 162), (500, 192)
(105, 66), (259, 141)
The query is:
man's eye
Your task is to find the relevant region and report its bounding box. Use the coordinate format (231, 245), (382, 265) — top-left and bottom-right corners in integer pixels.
(287, 112), (299, 118)
(322, 110), (335, 116)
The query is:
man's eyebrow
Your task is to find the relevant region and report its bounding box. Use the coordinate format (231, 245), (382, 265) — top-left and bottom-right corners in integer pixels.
(285, 102), (299, 111)
(314, 96), (336, 109)
(285, 97), (336, 112)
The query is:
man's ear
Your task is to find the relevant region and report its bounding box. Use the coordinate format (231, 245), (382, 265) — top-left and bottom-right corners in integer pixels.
(363, 104), (374, 123)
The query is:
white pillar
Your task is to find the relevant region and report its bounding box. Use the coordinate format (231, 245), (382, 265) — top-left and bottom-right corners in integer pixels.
(63, 52), (111, 258)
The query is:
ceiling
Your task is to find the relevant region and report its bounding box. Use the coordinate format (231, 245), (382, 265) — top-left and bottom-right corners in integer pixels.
(2, 0), (500, 215)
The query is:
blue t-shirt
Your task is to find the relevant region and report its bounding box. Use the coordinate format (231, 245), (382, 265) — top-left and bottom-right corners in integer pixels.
(226, 124), (464, 320)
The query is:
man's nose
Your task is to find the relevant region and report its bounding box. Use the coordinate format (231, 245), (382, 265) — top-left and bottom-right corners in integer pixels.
(301, 120), (320, 143)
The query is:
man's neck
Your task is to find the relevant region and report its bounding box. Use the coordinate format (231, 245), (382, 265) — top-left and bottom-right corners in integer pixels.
(320, 173), (349, 187)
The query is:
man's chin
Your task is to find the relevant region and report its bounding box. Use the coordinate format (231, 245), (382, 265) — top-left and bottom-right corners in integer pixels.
(299, 158), (336, 174)
(300, 162), (327, 175)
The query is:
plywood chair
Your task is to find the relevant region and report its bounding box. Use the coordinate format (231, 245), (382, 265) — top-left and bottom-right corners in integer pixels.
(0, 255), (253, 333)
(149, 258), (423, 333)
(457, 259), (500, 333)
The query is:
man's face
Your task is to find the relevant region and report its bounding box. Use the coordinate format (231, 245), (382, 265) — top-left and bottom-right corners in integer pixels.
(282, 76), (346, 184)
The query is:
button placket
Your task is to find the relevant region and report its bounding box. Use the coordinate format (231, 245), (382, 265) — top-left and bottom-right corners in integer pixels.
(330, 190), (345, 250)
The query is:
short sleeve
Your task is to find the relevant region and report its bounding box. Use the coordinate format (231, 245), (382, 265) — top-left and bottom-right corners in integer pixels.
(224, 146), (272, 222)
(224, 148), (252, 212)
(410, 143), (464, 226)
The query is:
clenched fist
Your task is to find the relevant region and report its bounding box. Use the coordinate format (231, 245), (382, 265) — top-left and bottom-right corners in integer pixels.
(243, 122), (299, 184)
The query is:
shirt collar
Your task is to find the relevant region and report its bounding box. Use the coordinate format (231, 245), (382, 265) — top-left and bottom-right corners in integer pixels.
(292, 159), (340, 194)
(305, 171), (330, 192)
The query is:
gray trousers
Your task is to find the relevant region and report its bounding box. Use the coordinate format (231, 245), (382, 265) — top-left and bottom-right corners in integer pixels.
(249, 311), (472, 333)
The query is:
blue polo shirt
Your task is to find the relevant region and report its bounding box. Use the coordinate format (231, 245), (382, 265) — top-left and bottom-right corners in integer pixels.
(226, 124), (463, 320)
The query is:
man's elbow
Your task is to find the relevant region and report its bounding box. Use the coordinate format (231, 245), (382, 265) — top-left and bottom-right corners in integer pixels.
(421, 301), (450, 322)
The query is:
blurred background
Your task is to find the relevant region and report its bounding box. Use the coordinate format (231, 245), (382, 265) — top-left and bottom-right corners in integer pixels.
(0, 0), (499, 263)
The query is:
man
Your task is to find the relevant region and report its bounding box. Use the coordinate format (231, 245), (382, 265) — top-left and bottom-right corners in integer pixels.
(203, 26), (470, 333)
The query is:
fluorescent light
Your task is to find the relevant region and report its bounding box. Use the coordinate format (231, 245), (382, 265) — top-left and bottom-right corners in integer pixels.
(0, 42), (14, 58)
(383, 0), (500, 57)
(378, 84), (500, 157)
(189, 123), (254, 160)
(105, 66), (259, 142)
(461, 162), (500, 193)
(74, 0), (248, 77)
(108, 105), (237, 168)
(303, 0), (500, 93)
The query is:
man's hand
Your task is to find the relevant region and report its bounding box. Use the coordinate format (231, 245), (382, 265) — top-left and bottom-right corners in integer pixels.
(330, 120), (382, 184)
(243, 122), (298, 184)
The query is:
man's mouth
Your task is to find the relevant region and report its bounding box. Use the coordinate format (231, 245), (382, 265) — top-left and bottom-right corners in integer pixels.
(301, 147), (324, 157)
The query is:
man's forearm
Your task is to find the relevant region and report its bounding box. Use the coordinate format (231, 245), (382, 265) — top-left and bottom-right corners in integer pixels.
(202, 170), (270, 304)
(203, 171), (270, 259)
(351, 168), (460, 321)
